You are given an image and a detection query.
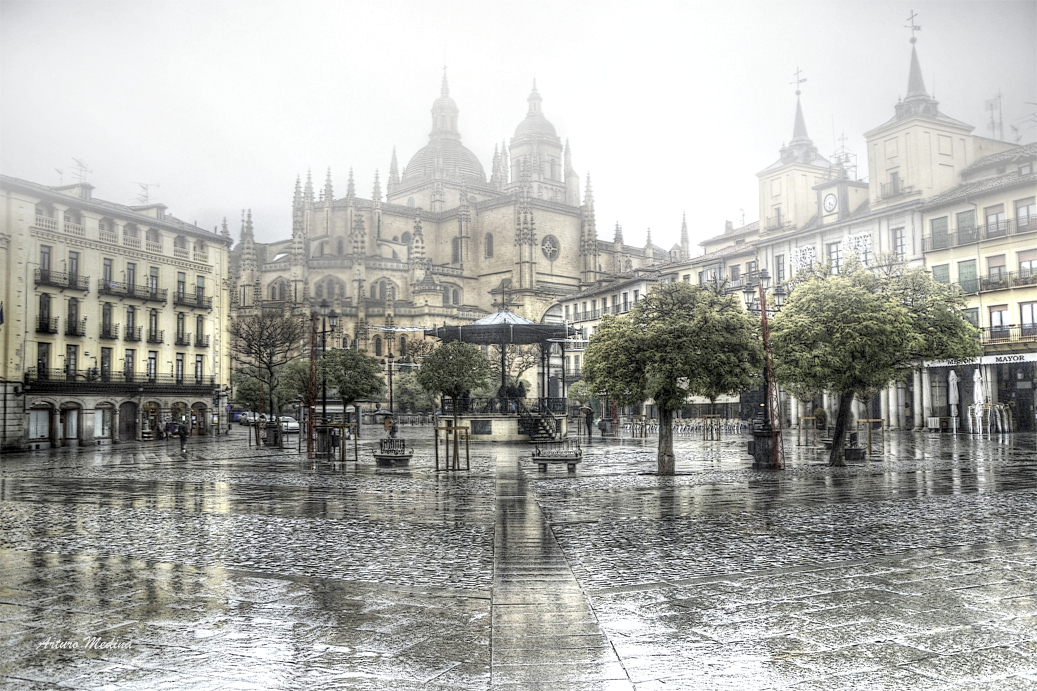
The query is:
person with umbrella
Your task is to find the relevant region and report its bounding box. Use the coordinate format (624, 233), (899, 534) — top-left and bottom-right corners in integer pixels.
(579, 405), (594, 441)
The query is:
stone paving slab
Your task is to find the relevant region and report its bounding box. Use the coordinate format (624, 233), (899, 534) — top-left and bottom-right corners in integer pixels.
(1, 431), (1036, 688)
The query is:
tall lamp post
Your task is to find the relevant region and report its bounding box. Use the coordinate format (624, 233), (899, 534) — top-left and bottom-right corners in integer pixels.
(318, 299), (339, 425)
(743, 270), (787, 469)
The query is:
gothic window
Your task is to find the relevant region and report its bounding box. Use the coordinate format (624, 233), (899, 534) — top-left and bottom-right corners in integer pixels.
(485, 233), (494, 258)
(374, 336), (383, 357)
(316, 283), (324, 299)
(452, 289), (460, 305)
(443, 286), (450, 304)
(270, 285), (278, 300)
(379, 281), (387, 300)
(400, 336), (408, 358)
(371, 283), (377, 299)
(451, 237), (461, 263)
(402, 232), (412, 245)
(337, 238), (344, 255)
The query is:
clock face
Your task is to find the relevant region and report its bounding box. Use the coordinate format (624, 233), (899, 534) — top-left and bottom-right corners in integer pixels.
(541, 235), (560, 261)
(823, 193), (838, 213)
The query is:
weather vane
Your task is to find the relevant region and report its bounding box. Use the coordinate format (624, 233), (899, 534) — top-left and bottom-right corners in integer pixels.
(790, 67), (806, 96)
(905, 10), (921, 43)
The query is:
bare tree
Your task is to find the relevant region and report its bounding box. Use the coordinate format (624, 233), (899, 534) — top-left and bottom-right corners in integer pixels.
(228, 311), (308, 421)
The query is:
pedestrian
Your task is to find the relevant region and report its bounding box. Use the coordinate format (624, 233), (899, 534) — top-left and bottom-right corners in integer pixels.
(598, 417), (607, 439)
(177, 420), (188, 454)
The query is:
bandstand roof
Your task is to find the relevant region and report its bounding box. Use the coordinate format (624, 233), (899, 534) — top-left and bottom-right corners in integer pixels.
(426, 310), (572, 345)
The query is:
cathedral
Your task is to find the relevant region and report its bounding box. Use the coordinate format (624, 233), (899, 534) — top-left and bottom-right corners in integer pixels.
(230, 74), (675, 348)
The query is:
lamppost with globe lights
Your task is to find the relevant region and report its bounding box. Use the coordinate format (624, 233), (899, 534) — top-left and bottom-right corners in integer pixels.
(742, 270), (787, 469)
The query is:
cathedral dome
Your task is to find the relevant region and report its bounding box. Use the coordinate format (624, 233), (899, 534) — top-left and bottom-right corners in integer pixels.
(513, 81), (561, 143)
(403, 140), (486, 182)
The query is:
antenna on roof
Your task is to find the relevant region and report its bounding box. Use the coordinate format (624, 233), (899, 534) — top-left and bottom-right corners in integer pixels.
(986, 92), (1004, 141)
(55, 168), (64, 185)
(71, 158), (92, 183)
(133, 182), (160, 205)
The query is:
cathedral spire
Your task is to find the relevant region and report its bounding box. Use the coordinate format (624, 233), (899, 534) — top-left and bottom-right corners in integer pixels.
(304, 169), (314, 204)
(345, 167), (355, 201)
(894, 12), (941, 121)
(564, 139), (572, 173)
(583, 173), (594, 209)
(614, 222), (623, 245)
(240, 208), (257, 273)
(791, 94), (810, 144)
(323, 168), (334, 204)
(441, 66), (449, 97)
(527, 79), (542, 116)
(680, 212), (689, 259)
(388, 147), (399, 189)
(221, 216), (229, 241)
(372, 169), (381, 203)
(293, 175), (302, 207)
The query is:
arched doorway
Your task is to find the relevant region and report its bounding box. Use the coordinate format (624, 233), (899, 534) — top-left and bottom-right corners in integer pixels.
(28, 404), (53, 449)
(60, 404), (80, 446)
(190, 402), (207, 435)
(142, 401), (162, 440)
(118, 402), (137, 441)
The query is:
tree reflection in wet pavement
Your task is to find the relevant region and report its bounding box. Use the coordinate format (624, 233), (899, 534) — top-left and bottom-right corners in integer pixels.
(1, 431), (1035, 689)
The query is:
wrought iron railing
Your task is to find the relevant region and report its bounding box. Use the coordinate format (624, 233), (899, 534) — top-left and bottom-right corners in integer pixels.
(124, 326), (143, 342)
(440, 397), (567, 415)
(173, 292), (213, 309)
(98, 280), (167, 303)
(980, 325), (1037, 344)
(923, 217), (1036, 251)
(35, 269), (90, 291)
(954, 271), (1037, 294)
(25, 368), (217, 387)
(880, 179), (908, 198)
(146, 329), (164, 344)
(194, 334), (210, 348)
(36, 316), (58, 334)
(175, 332), (192, 346)
(65, 318), (87, 337)
(100, 324), (120, 339)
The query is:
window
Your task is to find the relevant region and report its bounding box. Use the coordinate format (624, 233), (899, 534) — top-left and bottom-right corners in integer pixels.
(337, 238), (344, 255)
(68, 297), (79, 323)
(1021, 302), (1036, 337)
(37, 342), (50, 372)
(196, 315), (204, 337)
(149, 267), (159, 295)
(39, 293), (51, 320)
(985, 204), (1006, 236)
(177, 312), (186, 337)
(729, 265), (741, 283)
(40, 246), (51, 273)
(955, 210), (976, 245)
(564, 305), (570, 321)
(1021, 163), (1033, 175)
(621, 293), (628, 311)
(316, 283), (324, 299)
(195, 355), (204, 384)
(930, 217), (949, 248)
(452, 289), (459, 305)
(633, 289), (640, 302)
(177, 272), (186, 297)
(746, 260), (758, 275)
(1016, 196), (1036, 231)
(102, 303), (112, 329)
(196, 276), (205, 297)
(175, 353), (184, 383)
(374, 336), (383, 357)
(68, 251), (79, 279)
(124, 349), (135, 377)
(100, 348), (112, 381)
(958, 259), (978, 293)
(402, 232), (412, 245)
(775, 254), (785, 283)
(103, 258), (113, 284)
(987, 255), (1007, 281)
(400, 336), (408, 358)
(451, 237), (461, 263)
(989, 305), (1009, 336)
(931, 264), (950, 284)
(126, 262), (136, 286)
(827, 242), (842, 274)
(891, 228), (906, 259)
(270, 285), (278, 300)
(683, 274), (690, 282)
(485, 233), (494, 258)
(126, 306), (136, 330)
(1020, 249), (1037, 278)
(149, 309), (159, 335)
(147, 351), (157, 382)
(65, 345), (77, 378)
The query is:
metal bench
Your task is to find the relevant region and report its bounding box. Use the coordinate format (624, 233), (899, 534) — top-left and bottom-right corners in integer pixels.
(532, 438), (583, 473)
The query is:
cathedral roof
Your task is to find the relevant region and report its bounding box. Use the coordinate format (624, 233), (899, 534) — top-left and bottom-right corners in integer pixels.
(403, 141), (486, 182)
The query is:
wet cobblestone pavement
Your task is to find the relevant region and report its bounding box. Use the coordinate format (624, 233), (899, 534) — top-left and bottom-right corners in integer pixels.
(1, 428), (1036, 688)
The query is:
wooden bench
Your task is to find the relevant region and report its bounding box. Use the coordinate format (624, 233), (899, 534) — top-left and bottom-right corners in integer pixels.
(532, 439), (583, 473)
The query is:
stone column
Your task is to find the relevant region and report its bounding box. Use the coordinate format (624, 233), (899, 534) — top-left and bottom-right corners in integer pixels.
(912, 369), (923, 430)
(880, 387), (889, 428)
(896, 382), (907, 430)
(111, 407), (120, 444)
(921, 368), (933, 423)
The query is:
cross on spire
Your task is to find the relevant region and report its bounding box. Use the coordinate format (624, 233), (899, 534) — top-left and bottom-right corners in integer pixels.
(905, 9), (921, 43)
(790, 67), (807, 96)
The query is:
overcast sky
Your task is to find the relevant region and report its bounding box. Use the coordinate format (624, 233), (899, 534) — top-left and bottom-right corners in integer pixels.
(2, 0), (1034, 253)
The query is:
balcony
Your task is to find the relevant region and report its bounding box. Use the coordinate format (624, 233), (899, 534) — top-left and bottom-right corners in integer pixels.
(173, 292), (213, 309)
(124, 326), (142, 342)
(954, 271), (1037, 294)
(99, 229), (119, 244)
(35, 269), (90, 291)
(36, 316), (58, 334)
(193, 250), (208, 263)
(923, 217), (1036, 251)
(880, 179), (911, 199)
(65, 318), (87, 337)
(24, 367), (217, 390)
(99, 324), (120, 340)
(123, 235), (142, 249)
(194, 334), (210, 348)
(146, 329), (164, 344)
(765, 215), (786, 231)
(173, 246), (190, 260)
(98, 280), (167, 304)
(34, 214), (58, 231)
(64, 221), (85, 237)
(146, 241), (163, 254)
(175, 332), (192, 346)
(980, 325), (1037, 345)
(564, 368), (582, 379)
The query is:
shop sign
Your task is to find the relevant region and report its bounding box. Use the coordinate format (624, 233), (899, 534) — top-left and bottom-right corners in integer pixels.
(926, 352), (1037, 368)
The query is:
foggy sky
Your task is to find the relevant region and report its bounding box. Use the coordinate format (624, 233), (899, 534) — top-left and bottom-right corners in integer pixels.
(2, 0), (1034, 252)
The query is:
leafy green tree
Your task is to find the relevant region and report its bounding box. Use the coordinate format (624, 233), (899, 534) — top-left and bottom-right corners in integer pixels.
(394, 370), (438, 413)
(566, 380), (592, 406)
(417, 341), (490, 464)
(323, 349), (384, 428)
(583, 281), (764, 475)
(771, 259), (980, 466)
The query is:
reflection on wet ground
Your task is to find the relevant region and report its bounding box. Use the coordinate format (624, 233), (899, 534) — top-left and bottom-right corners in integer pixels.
(0, 430), (1035, 688)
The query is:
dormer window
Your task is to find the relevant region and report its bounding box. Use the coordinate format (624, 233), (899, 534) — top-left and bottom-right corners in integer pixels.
(1021, 162), (1033, 176)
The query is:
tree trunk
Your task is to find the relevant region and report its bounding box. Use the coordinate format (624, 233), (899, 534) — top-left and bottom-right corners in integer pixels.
(451, 397), (460, 469)
(828, 392), (855, 467)
(657, 407), (676, 475)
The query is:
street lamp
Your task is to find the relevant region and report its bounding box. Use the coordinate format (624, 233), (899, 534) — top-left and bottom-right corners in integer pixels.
(742, 270), (786, 469)
(318, 299), (339, 425)
(381, 351), (396, 416)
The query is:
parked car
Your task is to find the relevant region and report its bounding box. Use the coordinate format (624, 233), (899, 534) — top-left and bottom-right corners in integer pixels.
(239, 412), (259, 425)
(279, 417), (300, 433)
